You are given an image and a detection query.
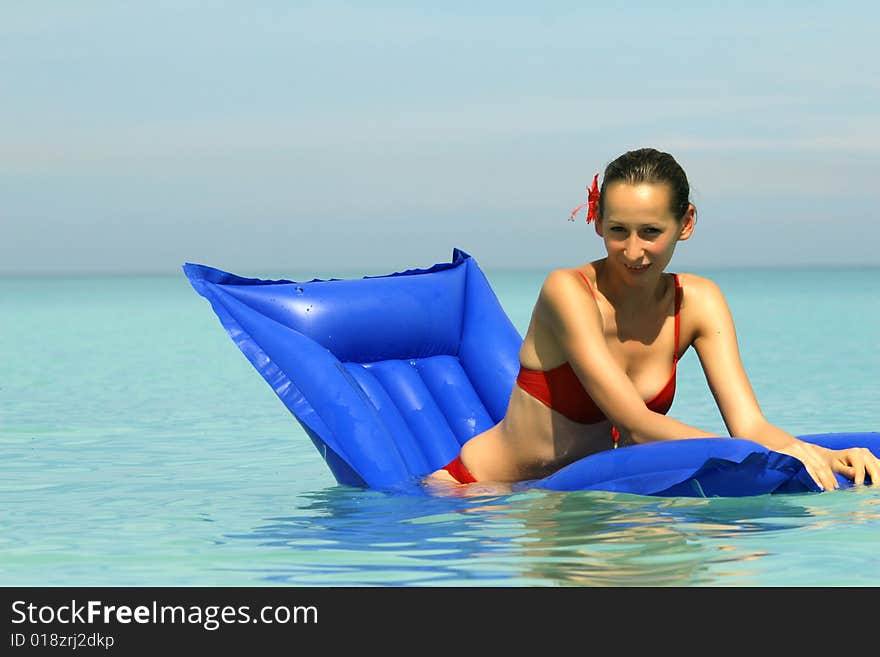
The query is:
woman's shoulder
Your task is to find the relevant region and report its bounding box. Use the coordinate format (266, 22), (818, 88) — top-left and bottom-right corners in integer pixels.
(534, 263), (602, 319)
(538, 262), (601, 299)
(675, 271), (723, 293)
(541, 260), (602, 288)
(674, 271), (728, 311)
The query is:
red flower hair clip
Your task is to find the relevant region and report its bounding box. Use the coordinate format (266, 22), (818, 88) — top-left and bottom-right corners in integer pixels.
(569, 173), (600, 224)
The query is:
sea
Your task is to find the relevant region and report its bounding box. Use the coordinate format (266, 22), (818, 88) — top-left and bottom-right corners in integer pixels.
(2, 265), (879, 587)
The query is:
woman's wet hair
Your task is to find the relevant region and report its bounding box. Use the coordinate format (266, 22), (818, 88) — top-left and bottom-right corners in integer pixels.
(599, 148), (694, 221)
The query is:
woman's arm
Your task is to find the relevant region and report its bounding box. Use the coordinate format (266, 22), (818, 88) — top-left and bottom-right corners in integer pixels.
(689, 275), (880, 489)
(688, 276), (783, 443)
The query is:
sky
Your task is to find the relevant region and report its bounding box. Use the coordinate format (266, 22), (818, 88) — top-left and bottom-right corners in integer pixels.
(2, 1), (879, 276)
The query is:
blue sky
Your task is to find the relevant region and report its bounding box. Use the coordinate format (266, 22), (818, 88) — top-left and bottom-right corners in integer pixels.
(2, 1), (878, 275)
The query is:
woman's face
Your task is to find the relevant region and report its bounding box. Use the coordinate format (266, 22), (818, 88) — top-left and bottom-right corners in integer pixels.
(596, 181), (695, 281)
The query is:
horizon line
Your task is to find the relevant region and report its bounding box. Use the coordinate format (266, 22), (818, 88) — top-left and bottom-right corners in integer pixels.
(2, 261), (878, 279)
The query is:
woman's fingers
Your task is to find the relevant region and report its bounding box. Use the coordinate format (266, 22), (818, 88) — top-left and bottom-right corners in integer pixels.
(778, 444), (880, 491)
(806, 465), (828, 491)
(865, 450), (880, 487)
(804, 446), (837, 491)
(838, 464), (857, 482)
(842, 448), (880, 487)
(826, 447), (880, 487)
(819, 464), (839, 491)
(857, 448), (880, 486)
(850, 455), (865, 486)
(828, 452), (860, 485)
(803, 446), (839, 491)
(782, 444), (834, 491)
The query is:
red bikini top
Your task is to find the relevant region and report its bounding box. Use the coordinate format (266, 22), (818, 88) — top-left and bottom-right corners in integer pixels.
(516, 270), (682, 426)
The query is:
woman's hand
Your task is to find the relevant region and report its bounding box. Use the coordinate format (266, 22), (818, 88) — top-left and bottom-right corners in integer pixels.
(774, 441), (840, 491)
(776, 442), (880, 491)
(811, 444), (880, 488)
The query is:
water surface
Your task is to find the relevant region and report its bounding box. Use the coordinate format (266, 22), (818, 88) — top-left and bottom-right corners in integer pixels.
(2, 265), (878, 586)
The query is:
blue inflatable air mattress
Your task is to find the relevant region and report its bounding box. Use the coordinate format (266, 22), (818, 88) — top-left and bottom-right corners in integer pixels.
(183, 248), (878, 497)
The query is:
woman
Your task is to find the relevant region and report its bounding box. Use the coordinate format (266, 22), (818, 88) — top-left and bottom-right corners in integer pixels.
(429, 147), (879, 490)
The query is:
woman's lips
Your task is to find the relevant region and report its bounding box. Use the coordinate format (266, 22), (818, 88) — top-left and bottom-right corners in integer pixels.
(625, 263), (650, 273)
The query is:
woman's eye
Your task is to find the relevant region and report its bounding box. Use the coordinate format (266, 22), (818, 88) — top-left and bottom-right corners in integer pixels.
(609, 226), (661, 234)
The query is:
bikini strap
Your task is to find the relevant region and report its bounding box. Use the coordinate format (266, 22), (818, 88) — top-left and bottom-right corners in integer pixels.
(576, 269), (597, 300)
(672, 273), (682, 362)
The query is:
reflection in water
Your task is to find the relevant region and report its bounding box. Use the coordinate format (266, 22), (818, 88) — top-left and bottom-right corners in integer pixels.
(496, 491), (816, 586)
(226, 483), (880, 586)
(225, 486), (504, 585)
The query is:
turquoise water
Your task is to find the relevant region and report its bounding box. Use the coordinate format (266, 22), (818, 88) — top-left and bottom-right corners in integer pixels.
(2, 265), (879, 586)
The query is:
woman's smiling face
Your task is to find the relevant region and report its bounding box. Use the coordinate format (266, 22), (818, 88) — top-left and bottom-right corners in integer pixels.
(596, 181), (695, 281)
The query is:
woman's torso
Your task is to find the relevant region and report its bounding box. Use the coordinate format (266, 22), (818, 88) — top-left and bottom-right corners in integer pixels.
(460, 260), (693, 482)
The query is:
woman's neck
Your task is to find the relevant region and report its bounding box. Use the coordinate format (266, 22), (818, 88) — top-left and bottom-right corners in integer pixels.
(594, 258), (670, 313)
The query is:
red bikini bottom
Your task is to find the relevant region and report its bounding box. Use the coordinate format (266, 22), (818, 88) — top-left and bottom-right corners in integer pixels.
(442, 455), (477, 484)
